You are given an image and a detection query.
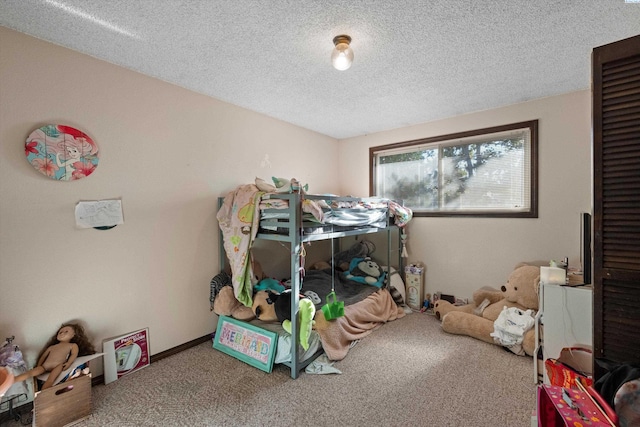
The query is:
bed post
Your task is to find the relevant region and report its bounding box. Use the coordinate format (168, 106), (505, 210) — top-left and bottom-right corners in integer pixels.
(217, 197), (226, 272)
(289, 192), (301, 379)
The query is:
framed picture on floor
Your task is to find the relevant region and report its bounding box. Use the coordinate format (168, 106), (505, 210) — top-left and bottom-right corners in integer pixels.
(102, 328), (150, 384)
(213, 316), (277, 373)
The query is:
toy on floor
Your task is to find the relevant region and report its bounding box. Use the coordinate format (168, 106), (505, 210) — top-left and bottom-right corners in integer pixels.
(14, 323), (95, 389)
(433, 264), (540, 356)
(420, 294), (431, 312)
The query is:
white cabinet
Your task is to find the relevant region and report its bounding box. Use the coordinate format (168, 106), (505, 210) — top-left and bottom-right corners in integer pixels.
(539, 283), (593, 384)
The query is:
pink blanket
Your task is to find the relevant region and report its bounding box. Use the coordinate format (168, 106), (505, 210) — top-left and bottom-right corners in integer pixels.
(313, 288), (406, 361)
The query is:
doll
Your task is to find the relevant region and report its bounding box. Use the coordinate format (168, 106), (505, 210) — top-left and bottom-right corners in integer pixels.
(14, 323), (95, 390)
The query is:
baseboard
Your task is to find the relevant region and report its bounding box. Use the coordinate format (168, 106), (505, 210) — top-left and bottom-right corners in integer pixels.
(91, 333), (213, 386)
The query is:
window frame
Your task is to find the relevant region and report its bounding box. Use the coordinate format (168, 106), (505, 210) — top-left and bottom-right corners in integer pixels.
(369, 120), (538, 218)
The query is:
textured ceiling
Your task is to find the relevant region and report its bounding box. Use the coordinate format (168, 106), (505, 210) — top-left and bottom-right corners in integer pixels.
(1, 1), (639, 139)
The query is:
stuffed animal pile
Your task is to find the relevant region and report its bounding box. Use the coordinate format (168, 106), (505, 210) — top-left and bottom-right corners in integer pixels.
(211, 268), (317, 351)
(210, 239), (402, 353)
(433, 264), (540, 356)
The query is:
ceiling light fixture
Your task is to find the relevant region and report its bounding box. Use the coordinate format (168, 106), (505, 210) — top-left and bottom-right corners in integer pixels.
(331, 35), (354, 71)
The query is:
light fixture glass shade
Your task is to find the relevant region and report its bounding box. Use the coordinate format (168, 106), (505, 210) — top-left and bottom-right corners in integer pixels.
(331, 35), (353, 70)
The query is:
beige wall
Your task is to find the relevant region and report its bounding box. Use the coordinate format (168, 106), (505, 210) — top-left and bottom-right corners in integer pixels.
(1, 26), (593, 371)
(338, 90), (592, 299)
(0, 27), (339, 367)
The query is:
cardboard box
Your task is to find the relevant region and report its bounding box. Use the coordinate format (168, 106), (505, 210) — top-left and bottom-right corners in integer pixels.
(405, 264), (424, 310)
(33, 374), (91, 427)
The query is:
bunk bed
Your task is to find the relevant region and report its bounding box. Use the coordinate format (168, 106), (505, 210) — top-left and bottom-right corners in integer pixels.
(217, 188), (411, 379)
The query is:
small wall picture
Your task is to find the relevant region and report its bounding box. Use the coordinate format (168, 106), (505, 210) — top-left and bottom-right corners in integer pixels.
(102, 328), (150, 384)
(25, 124), (99, 181)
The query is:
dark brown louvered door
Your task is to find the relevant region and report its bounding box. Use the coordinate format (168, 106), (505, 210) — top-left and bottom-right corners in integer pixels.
(592, 34), (640, 381)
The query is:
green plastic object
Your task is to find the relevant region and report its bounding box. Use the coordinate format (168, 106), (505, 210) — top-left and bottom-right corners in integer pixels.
(321, 291), (344, 320)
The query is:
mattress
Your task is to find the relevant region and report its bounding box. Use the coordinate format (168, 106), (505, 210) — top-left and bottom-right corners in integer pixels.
(259, 208), (388, 234)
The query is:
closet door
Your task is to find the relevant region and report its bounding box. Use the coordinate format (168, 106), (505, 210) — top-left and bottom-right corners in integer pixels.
(592, 34), (640, 380)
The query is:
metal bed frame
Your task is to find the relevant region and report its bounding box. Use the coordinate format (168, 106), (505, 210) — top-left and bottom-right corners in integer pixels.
(218, 192), (403, 378)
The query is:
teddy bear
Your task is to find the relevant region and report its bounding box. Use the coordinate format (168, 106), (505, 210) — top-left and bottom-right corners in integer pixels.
(433, 264), (540, 356)
(210, 259), (267, 321)
(213, 286), (256, 321)
(344, 257), (385, 287)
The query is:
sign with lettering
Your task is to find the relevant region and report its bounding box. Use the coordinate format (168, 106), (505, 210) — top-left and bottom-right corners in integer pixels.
(213, 316), (277, 373)
(103, 328), (150, 384)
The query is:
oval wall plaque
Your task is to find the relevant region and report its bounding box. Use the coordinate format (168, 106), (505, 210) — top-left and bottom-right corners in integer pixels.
(25, 124), (99, 181)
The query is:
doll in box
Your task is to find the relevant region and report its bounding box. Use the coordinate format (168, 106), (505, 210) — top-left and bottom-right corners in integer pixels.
(14, 323), (95, 390)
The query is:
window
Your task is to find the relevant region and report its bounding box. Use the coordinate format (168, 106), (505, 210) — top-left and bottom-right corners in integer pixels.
(370, 120), (538, 217)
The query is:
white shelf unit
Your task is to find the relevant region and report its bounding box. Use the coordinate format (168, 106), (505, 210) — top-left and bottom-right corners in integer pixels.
(534, 282), (593, 384)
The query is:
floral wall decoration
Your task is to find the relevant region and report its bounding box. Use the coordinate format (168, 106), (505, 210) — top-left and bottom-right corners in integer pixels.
(25, 124), (99, 181)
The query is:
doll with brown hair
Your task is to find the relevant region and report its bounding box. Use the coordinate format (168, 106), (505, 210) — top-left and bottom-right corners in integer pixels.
(14, 323), (95, 390)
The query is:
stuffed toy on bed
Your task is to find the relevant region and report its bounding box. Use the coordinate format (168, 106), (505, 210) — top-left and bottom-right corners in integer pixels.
(252, 290), (315, 350)
(213, 286), (256, 321)
(282, 299), (315, 351)
(344, 257), (386, 288)
(254, 277), (286, 293)
(255, 176), (308, 194)
(253, 290), (297, 323)
(210, 261), (267, 321)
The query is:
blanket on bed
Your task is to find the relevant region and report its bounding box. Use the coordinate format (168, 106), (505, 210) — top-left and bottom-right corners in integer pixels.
(300, 268), (379, 310)
(313, 288), (406, 361)
(217, 184), (265, 307)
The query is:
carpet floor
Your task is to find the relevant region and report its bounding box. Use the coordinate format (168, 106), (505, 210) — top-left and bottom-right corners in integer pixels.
(3, 313), (536, 426)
